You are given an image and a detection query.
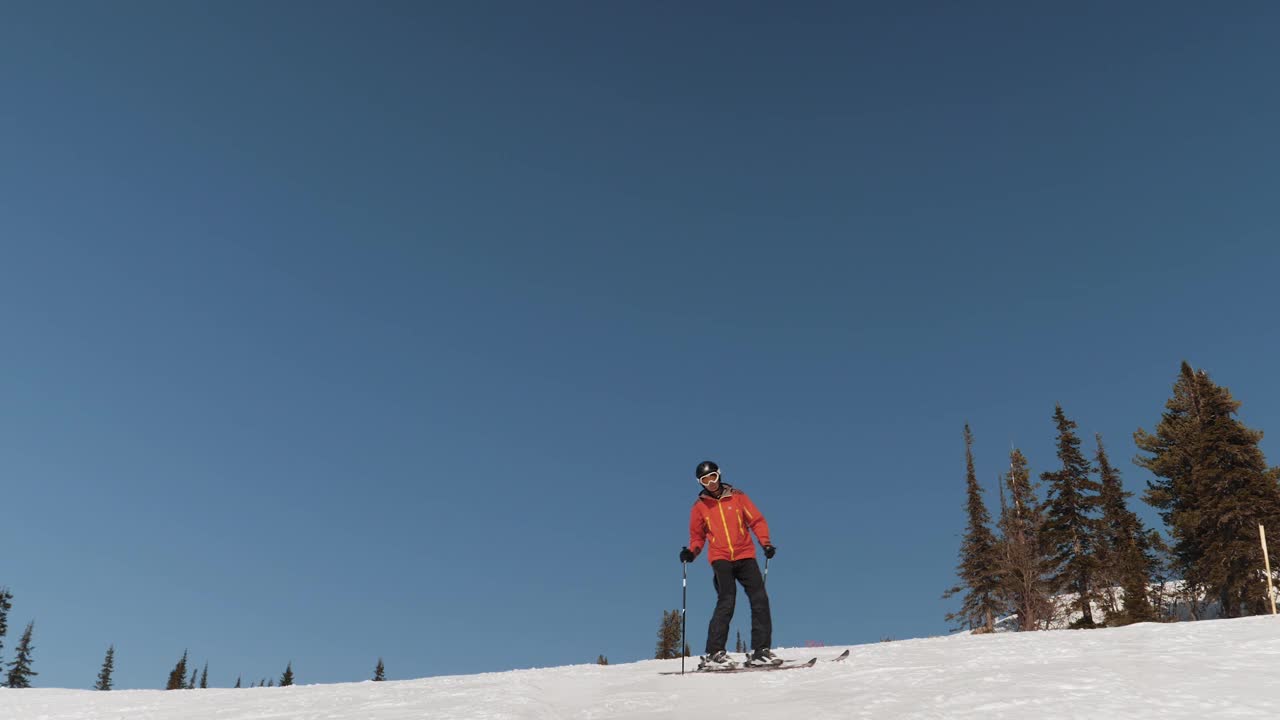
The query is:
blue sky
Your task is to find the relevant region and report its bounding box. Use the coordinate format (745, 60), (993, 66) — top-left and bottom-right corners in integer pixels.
(2, 1), (1279, 689)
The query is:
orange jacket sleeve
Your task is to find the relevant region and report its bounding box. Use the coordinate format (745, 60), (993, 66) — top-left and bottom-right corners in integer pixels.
(739, 492), (771, 547)
(688, 504), (707, 557)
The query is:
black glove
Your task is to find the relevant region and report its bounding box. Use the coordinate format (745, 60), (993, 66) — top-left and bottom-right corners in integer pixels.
(764, 545), (776, 559)
(680, 547), (696, 563)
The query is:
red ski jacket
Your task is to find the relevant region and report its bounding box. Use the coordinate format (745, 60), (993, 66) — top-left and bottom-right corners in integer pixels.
(688, 484), (771, 564)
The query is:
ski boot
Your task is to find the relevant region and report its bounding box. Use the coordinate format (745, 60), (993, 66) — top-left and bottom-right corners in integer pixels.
(746, 647), (783, 667)
(697, 650), (737, 671)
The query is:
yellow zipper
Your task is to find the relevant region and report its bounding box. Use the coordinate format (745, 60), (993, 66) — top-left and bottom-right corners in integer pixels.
(717, 499), (735, 561)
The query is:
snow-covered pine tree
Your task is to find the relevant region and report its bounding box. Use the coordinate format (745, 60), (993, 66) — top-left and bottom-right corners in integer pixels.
(94, 645), (115, 690)
(1137, 362), (1280, 617)
(943, 424), (1002, 633)
(1093, 434), (1158, 624)
(995, 448), (1053, 630)
(1041, 405), (1102, 628)
(5, 621), (37, 688)
(165, 650), (189, 690)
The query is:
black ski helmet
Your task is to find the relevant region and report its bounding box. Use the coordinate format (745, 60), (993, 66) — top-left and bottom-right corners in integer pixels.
(695, 460), (719, 480)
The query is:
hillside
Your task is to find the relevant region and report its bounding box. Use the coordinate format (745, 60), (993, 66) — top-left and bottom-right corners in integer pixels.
(2, 616), (1277, 719)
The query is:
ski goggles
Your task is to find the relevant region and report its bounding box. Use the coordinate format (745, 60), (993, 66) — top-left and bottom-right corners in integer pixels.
(698, 471), (720, 486)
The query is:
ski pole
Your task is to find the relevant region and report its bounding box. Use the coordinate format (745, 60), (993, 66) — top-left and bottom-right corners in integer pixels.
(763, 555), (769, 588)
(681, 560), (688, 676)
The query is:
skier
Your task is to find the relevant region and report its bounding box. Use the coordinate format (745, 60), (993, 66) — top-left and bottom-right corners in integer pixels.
(679, 460), (780, 670)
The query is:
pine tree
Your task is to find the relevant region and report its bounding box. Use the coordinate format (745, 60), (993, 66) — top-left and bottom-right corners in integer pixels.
(200, 662), (209, 689)
(188, 667), (197, 690)
(1094, 434), (1157, 624)
(995, 448), (1053, 631)
(280, 662), (294, 687)
(94, 645), (115, 691)
(374, 658), (385, 681)
(596, 654), (608, 665)
(235, 676), (242, 689)
(0, 587), (12, 657)
(1040, 405), (1102, 628)
(1136, 362), (1280, 617)
(268, 678), (275, 688)
(735, 630), (746, 653)
(258, 678), (266, 687)
(943, 425), (1002, 633)
(1145, 530), (1175, 620)
(655, 610), (682, 659)
(5, 621), (37, 688)
(166, 650), (189, 690)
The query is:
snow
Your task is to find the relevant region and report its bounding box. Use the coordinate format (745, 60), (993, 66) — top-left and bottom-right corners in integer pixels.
(3, 616), (1279, 719)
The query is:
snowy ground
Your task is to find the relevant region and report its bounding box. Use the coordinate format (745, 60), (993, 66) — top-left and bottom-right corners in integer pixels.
(3, 616), (1279, 719)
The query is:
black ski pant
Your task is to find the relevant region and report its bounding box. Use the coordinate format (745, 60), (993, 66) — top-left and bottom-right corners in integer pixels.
(705, 557), (772, 654)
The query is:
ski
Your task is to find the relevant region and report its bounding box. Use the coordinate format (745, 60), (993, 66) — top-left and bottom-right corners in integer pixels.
(660, 657), (816, 675)
(730, 657), (817, 673)
(742, 649), (848, 667)
(739, 648), (847, 668)
(660, 650), (849, 675)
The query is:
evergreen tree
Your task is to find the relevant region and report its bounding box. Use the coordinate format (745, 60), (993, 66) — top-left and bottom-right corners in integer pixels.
(5, 621), (37, 688)
(654, 609), (682, 659)
(0, 587), (12, 657)
(943, 425), (1002, 633)
(94, 645), (115, 691)
(1136, 362), (1280, 617)
(995, 448), (1053, 631)
(166, 650), (189, 690)
(1144, 530), (1175, 620)
(374, 658), (385, 681)
(235, 676), (242, 689)
(1094, 434), (1157, 624)
(258, 678), (266, 687)
(735, 630), (746, 653)
(1040, 405), (1102, 628)
(268, 678), (275, 687)
(200, 662), (209, 689)
(280, 662), (294, 687)
(596, 654), (608, 665)
(188, 668), (197, 690)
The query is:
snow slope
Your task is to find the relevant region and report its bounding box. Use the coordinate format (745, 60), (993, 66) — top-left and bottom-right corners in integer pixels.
(3, 616), (1278, 719)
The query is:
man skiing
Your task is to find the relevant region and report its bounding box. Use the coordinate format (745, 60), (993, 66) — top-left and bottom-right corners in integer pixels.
(679, 460), (780, 670)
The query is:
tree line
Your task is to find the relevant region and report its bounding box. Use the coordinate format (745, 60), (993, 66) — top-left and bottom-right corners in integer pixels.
(946, 362), (1280, 632)
(0, 591), (390, 689)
